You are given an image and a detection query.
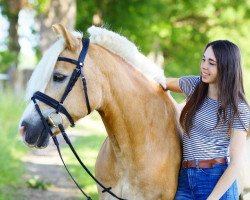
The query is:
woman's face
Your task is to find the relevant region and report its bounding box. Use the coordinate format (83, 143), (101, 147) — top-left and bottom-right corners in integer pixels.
(200, 46), (218, 84)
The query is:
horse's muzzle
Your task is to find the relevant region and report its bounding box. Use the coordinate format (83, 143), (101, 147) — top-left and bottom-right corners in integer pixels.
(19, 120), (50, 148)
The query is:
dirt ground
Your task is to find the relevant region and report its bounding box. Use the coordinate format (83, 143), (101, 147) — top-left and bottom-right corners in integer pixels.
(21, 134), (82, 200)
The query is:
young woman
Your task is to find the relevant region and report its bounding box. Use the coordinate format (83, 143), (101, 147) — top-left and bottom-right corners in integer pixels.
(166, 40), (250, 199)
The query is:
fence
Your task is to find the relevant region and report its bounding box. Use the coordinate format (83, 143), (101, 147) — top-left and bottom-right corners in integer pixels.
(0, 73), (9, 93)
(0, 69), (33, 96)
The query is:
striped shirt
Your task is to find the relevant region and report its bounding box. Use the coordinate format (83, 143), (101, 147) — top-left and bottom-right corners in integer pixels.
(179, 76), (250, 160)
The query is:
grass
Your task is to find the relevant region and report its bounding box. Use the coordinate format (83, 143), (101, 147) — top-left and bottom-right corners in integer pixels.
(0, 91), (27, 200)
(26, 175), (51, 190)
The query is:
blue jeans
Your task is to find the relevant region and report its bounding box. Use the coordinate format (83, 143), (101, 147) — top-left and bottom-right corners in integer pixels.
(175, 163), (238, 200)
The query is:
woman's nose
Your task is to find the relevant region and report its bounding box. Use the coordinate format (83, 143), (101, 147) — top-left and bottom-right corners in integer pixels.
(201, 61), (208, 70)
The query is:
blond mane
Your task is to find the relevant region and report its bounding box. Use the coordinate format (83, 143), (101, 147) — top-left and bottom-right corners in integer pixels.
(88, 26), (166, 88)
(25, 26), (165, 101)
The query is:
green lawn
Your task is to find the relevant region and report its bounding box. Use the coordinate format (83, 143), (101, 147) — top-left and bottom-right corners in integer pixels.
(0, 92), (27, 200)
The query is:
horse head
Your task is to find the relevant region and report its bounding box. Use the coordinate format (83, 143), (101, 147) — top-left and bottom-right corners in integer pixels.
(19, 24), (103, 148)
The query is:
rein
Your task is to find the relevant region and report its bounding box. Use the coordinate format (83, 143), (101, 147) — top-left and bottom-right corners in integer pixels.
(31, 38), (127, 200)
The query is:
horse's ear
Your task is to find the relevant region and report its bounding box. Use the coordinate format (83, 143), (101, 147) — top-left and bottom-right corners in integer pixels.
(52, 24), (77, 51)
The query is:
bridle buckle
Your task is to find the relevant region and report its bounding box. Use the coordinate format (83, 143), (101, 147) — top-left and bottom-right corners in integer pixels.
(47, 111), (63, 128)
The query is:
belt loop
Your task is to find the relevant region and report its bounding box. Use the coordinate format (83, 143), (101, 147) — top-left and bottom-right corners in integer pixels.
(195, 159), (198, 168)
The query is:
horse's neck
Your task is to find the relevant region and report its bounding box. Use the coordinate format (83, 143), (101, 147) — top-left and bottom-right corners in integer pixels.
(95, 47), (178, 163)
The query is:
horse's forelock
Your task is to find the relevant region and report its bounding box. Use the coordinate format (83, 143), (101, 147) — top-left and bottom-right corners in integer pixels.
(25, 38), (65, 102)
(25, 31), (83, 102)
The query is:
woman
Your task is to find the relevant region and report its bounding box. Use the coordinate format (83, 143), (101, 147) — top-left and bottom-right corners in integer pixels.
(166, 40), (250, 199)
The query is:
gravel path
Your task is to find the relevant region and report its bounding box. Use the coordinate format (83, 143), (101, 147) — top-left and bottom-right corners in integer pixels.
(21, 135), (82, 200)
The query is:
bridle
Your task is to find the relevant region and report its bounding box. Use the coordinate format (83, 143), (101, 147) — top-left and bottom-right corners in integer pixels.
(31, 38), (127, 200)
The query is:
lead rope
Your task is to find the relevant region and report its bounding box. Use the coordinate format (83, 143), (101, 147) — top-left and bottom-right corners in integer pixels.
(32, 98), (92, 199)
(57, 124), (127, 200)
(52, 136), (92, 200)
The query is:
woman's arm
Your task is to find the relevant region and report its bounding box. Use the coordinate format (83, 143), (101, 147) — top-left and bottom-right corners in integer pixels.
(166, 78), (182, 93)
(207, 130), (247, 200)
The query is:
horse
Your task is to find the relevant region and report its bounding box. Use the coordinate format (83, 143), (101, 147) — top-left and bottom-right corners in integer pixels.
(18, 24), (181, 200)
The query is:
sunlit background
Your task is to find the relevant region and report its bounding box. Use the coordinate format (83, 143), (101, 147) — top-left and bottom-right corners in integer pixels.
(1, 0), (250, 199)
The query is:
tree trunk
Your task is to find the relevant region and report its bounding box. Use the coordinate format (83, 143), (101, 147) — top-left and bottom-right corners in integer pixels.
(37, 0), (76, 53)
(6, 0), (27, 68)
(8, 15), (20, 67)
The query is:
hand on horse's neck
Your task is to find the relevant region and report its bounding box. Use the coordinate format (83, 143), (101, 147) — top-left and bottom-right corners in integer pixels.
(208, 83), (218, 100)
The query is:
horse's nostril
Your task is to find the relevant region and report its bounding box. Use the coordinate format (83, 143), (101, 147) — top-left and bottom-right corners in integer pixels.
(19, 126), (26, 137)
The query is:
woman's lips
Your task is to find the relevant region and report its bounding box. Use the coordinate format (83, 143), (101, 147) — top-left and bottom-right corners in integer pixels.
(202, 72), (210, 77)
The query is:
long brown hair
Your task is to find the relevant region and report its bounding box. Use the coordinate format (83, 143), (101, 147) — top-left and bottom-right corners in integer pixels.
(180, 40), (248, 134)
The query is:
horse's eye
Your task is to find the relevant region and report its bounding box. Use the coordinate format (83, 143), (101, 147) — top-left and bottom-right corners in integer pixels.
(53, 73), (67, 82)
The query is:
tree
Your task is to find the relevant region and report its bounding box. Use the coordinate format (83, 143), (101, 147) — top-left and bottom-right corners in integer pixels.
(75, 0), (250, 77)
(33, 0), (76, 53)
(0, 0), (27, 70)
(0, 0), (76, 72)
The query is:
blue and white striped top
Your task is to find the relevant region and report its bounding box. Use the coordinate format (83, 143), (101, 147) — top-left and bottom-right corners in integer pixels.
(179, 76), (250, 160)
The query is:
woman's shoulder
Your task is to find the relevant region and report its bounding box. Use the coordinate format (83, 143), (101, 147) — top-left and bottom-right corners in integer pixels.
(179, 75), (200, 97)
(233, 100), (250, 131)
(180, 75), (200, 84)
(238, 101), (250, 116)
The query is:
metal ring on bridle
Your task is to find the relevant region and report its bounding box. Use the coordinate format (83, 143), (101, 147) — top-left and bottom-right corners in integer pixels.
(47, 111), (63, 128)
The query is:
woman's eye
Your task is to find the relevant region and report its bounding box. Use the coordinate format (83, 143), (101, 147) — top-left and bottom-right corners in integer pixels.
(53, 73), (67, 82)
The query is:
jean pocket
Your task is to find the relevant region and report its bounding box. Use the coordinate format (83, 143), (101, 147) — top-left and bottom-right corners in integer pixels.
(200, 164), (227, 176)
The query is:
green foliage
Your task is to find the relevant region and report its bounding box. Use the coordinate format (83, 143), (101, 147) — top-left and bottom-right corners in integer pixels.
(244, 67), (250, 101)
(76, 0), (96, 35)
(0, 0), (9, 16)
(32, 0), (51, 15)
(0, 92), (27, 199)
(76, 0), (250, 77)
(2, 0), (250, 77)
(0, 51), (15, 72)
(26, 176), (51, 190)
